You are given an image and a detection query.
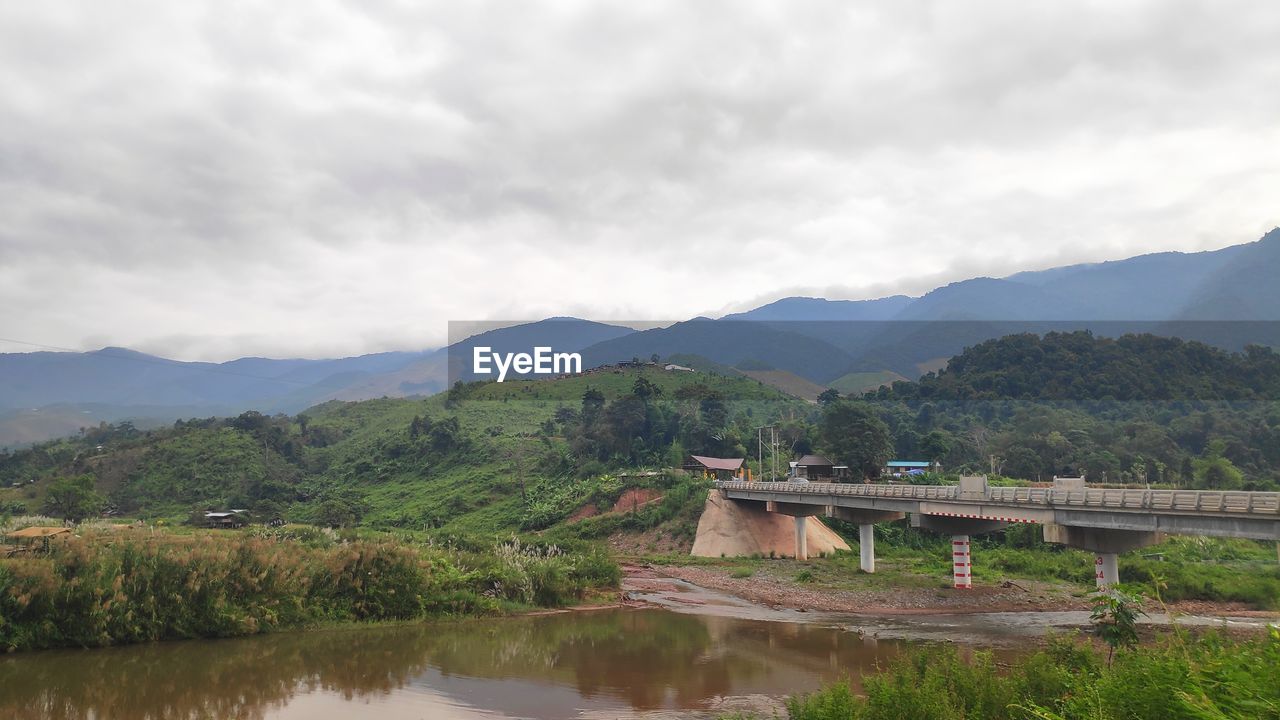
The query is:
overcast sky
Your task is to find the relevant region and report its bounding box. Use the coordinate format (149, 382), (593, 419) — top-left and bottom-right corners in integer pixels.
(2, 1), (1279, 361)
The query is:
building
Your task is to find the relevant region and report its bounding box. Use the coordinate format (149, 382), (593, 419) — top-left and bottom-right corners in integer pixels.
(664, 363), (694, 372)
(883, 460), (939, 478)
(683, 455), (745, 480)
(201, 509), (250, 528)
(793, 454), (840, 481)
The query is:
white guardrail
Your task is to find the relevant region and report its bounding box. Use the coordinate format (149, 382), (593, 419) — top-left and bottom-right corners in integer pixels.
(714, 481), (1280, 516)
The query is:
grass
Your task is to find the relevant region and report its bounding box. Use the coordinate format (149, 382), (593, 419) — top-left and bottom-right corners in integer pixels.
(728, 629), (1280, 720)
(0, 527), (619, 652)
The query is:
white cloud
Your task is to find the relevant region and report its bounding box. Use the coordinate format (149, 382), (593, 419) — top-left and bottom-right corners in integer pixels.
(1, 0), (1278, 359)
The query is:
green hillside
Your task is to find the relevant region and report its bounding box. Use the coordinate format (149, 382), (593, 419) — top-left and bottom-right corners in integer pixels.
(0, 367), (805, 535)
(829, 370), (908, 395)
(862, 332), (1280, 488)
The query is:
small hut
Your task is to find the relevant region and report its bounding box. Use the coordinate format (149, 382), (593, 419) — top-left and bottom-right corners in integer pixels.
(682, 455), (745, 480)
(5, 526), (72, 555)
(794, 454), (837, 481)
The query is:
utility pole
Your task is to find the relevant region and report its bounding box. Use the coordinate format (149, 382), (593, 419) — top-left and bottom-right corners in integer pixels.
(757, 426), (763, 482)
(757, 425), (780, 481)
(772, 426), (779, 481)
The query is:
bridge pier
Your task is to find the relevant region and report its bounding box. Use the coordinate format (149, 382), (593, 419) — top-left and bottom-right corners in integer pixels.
(795, 516), (808, 561)
(1043, 524), (1164, 589)
(1096, 552), (1120, 589)
(825, 507), (905, 573)
(767, 500), (826, 560)
(913, 515), (1008, 589)
(952, 535), (972, 589)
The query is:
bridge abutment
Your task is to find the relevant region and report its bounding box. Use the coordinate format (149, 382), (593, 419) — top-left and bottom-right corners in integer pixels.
(691, 491), (850, 558)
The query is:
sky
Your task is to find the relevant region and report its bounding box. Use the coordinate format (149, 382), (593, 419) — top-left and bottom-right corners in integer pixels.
(2, 1), (1279, 361)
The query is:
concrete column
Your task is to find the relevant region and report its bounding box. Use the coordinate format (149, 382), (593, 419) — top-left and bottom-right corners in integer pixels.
(952, 535), (972, 589)
(794, 516), (808, 561)
(1095, 552), (1119, 589)
(859, 524), (875, 573)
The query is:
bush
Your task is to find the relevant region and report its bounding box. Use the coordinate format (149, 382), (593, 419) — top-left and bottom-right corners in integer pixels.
(0, 530), (621, 651)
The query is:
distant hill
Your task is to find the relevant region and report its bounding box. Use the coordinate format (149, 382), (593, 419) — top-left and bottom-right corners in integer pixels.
(329, 318), (635, 400)
(579, 319), (856, 383)
(0, 367), (800, 532)
(873, 331), (1280, 403)
(715, 228), (1280, 380)
(6, 228), (1280, 446)
(737, 369), (829, 402)
(0, 318), (633, 447)
(722, 295), (913, 321)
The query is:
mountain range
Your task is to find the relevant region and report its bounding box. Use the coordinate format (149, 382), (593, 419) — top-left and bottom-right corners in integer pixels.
(3, 228), (1278, 447)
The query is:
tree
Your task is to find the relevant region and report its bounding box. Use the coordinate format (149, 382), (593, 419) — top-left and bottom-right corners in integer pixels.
(919, 430), (953, 462)
(819, 401), (892, 479)
(1090, 588), (1145, 666)
(315, 488), (369, 528)
(41, 474), (103, 522)
(816, 388), (842, 406)
(632, 376), (662, 401)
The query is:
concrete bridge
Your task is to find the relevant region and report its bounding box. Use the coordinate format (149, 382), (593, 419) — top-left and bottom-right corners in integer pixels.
(710, 477), (1280, 588)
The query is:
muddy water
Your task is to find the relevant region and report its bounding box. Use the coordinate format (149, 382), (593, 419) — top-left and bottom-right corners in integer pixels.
(0, 608), (1016, 720)
(3, 595), (1268, 720)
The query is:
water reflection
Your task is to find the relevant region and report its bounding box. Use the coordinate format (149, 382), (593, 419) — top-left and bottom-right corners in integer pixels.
(0, 609), (969, 720)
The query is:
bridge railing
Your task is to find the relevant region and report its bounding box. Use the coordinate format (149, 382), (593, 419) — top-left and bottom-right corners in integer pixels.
(716, 480), (959, 501)
(716, 481), (1280, 516)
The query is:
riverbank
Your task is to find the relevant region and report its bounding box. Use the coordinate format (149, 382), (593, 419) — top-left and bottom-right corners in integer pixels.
(623, 559), (1280, 619)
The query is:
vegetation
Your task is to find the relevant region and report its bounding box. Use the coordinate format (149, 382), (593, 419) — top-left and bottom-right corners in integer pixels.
(0, 367), (802, 532)
(0, 528), (619, 652)
(862, 332), (1280, 489)
(40, 474), (103, 521)
(729, 629), (1280, 720)
(1089, 588), (1145, 666)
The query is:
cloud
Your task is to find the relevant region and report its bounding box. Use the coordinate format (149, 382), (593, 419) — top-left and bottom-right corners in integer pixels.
(1, 0), (1278, 360)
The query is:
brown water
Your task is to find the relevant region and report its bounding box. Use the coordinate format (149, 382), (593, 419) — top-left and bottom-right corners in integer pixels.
(0, 608), (994, 720)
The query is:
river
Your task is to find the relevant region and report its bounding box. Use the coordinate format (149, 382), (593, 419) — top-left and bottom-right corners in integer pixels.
(2, 585), (1271, 720)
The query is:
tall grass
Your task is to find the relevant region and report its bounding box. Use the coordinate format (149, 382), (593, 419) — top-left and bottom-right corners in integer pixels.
(0, 529), (619, 651)
(771, 630), (1280, 720)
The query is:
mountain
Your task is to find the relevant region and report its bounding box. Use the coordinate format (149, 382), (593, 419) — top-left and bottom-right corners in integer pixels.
(330, 318), (637, 400)
(0, 347), (428, 412)
(722, 295), (914, 321)
(710, 228), (1280, 379)
(1177, 228), (1280, 320)
(579, 319), (856, 383)
(6, 228), (1280, 446)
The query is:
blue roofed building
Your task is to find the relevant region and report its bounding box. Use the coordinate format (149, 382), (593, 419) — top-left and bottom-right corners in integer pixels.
(882, 460), (940, 477)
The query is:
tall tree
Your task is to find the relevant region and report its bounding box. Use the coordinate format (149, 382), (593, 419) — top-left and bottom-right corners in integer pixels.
(41, 474), (103, 522)
(819, 401), (892, 479)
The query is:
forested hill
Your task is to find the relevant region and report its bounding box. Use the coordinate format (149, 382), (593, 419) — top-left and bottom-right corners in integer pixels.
(0, 367), (804, 532)
(873, 332), (1280, 403)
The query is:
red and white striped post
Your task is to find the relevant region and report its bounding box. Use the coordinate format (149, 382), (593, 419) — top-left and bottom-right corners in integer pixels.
(952, 535), (972, 589)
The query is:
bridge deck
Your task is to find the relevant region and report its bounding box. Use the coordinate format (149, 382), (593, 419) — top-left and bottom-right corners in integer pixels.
(715, 481), (1280, 517)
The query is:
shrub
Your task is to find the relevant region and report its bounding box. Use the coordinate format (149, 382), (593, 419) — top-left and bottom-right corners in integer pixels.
(0, 529), (620, 651)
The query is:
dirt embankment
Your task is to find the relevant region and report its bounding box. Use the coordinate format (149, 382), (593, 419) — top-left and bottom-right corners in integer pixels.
(567, 488), (665, 524)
